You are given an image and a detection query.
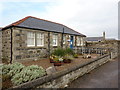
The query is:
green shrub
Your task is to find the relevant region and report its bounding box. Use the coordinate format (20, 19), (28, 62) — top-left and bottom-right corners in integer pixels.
(52, 56), (64, 62)
(2, 62), (25, 77)
(2, 62), (46, 86)
(73, 54), (78, 58)
(53, 56), (59, 62)
(52, 48), (74, 58)
(52, 48), (65, 57)
(11, 65), (46, 86)
(65, 48), (74, 55)
(64, 54), (73, 60)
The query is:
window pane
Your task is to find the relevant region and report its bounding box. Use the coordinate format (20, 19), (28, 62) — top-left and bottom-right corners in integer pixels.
(53, 34), (58, 46)
(37, 33), (44, 46)
(27, 32), (35, 47)
(81, 38), (83, 46)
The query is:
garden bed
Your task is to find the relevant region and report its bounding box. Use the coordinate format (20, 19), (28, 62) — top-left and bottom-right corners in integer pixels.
(2, 54), (100, 89)
(21, 54), (100, 71)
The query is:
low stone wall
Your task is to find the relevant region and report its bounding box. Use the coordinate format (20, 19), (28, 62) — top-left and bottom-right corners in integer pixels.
(10, 54), (111, 89)
(110, 51), (118, 59)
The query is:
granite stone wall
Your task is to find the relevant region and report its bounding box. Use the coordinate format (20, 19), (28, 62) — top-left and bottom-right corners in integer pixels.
(2, 27), (86, 62)
(2, 29), (12, 62)
(87, 40), (119, 58)
(12, 27), (49, 61)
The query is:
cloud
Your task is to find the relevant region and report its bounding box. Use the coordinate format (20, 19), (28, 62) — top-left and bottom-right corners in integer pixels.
(40, 0), (118, 39)
(0, 0), (56, 2)
(0, 0), (119, 39)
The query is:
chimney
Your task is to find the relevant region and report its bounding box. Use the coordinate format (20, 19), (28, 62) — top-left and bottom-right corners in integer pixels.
(103, 31), (105, 41)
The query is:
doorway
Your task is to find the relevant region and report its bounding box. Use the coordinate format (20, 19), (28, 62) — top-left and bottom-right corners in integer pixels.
(70, 36), (73, 49)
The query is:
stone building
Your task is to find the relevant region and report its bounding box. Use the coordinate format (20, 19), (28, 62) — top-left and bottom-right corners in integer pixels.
(86, 32), (106, 43)
(1, 16), (86, 63)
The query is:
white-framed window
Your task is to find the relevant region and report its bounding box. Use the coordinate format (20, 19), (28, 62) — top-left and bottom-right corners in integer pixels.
(53, 34), (58, 46)
(27, 32), (35, 47)
(37, 33), (44, 46)
(81, 37), (83, 46)
(77, 36), (81, 46)
(63, 35), (66, 44)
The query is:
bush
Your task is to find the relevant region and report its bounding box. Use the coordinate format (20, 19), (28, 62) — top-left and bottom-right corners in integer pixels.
(52, 56), (64, 62)
(11, 65), (46, 86)
(52, 48), (65, 57)
(64, 54), (73, 60)
(2, 62), (25, 77)
(53, 56), (59, 62)
(2, 63), (46, 86)
(65, 48), (74, 55)
(73, 54), (78, 58)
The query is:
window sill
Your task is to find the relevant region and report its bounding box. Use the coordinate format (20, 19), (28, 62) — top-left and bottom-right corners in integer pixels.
(26, 46), (46, 49)
(53, 45), (58, 47)
(37, 45), (44, 47)
(53, 46), (58, 48)
(27, 45), (35, 47)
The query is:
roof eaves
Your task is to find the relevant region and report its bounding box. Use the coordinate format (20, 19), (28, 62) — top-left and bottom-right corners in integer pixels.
(13, 25), (84, 36)
(63, 25), (86, 37)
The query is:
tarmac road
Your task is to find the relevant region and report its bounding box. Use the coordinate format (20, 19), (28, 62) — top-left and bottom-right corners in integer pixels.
(68, 58), (118, 88)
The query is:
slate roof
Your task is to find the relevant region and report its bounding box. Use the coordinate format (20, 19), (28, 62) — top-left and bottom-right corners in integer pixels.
(86, 37), (103, 41)
(2, 16), (86, 36)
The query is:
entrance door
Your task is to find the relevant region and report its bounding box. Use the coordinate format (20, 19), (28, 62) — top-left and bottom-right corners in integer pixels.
(70, 36), (73, 49)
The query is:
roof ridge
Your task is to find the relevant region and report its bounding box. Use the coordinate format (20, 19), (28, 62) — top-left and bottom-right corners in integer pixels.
(29, 16), (64, 26)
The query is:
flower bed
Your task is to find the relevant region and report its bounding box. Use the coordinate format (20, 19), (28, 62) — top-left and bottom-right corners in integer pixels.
(2, 53), (100, 89)
(49, 48), (75, 66)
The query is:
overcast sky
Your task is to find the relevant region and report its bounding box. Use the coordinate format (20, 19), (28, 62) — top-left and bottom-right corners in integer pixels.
(0, 0), (119, 39)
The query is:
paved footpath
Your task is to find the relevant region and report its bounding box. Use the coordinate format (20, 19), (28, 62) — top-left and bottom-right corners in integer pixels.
(68, 58), (118, 88)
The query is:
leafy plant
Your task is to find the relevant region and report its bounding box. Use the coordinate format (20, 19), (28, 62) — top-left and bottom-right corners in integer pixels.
(64, 54), (73, 60)
(73, 54), (78, 58)
(11, 65), (46, 86)
(3, 62), (25, 77)
(65, 48), (74, 55)
(2, 62), (46, 86)
(50, 54), (56, 59)
(52, 48), (65, 57)
(53, 56), (59, 62)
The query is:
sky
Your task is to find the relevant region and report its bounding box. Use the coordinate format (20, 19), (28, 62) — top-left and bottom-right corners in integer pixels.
(0, 0), (119, 39)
